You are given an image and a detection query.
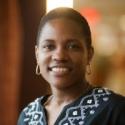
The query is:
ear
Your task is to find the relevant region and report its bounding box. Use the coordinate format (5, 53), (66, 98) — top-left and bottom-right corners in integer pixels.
(35, 45), (39, 64)
(87, 47), (94, 64)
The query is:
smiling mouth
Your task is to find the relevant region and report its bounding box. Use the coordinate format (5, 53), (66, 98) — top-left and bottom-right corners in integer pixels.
(48, 66), (71, 75)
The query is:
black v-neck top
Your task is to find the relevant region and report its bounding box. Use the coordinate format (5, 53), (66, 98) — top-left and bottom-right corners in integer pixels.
(17, 87), (125, 125)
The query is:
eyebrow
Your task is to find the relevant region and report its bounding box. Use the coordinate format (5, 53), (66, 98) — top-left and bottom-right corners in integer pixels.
(40, 38), (82, 45)
(40, 39), (55, 44)
(66, 38), (80, 42)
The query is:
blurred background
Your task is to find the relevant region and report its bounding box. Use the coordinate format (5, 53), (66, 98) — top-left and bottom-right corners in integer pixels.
(0, 0), (125, 124)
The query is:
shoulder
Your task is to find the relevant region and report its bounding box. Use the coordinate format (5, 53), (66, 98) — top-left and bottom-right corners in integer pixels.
(92, 87), (125, 117)
(23, 96), (44, 113)
(97, 87), (125, 107)
(17, 96), (45, 125)
(79, 87), (112, 106)
(107, 89), (125, 113)
(105, 88), (125, 124)
(85, 87), (125, 124)
(91, 87), (125, 105)
(80, 87), (125, 111)
(110, 90), (125, 104)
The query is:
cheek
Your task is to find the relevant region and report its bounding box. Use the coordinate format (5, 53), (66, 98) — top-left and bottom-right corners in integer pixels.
(72, 53), (88, 66)
(38, 54), (49, 77)
(75, 60), (86, 72)
(73, 54), (88, 74)
(38, 53), (49, 67)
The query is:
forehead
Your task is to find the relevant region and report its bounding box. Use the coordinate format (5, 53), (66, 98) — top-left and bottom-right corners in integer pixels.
(39, 18), (84, 40)
(45, 18), (80, 28)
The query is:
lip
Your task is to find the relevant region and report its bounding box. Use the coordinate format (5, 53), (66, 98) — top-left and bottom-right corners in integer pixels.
(48, 65), (72, 76)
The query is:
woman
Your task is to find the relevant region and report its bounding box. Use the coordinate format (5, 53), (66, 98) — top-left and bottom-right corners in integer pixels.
(18, 7), (125, 125)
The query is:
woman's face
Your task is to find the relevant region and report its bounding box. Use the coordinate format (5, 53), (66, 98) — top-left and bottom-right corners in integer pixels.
(36, 18), (92, 89)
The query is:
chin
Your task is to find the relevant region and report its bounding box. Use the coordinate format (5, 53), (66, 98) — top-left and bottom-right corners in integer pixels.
(50, 79), (76, 90)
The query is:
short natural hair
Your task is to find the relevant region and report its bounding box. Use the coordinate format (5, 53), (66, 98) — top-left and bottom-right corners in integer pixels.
(36, 7), (92, 49)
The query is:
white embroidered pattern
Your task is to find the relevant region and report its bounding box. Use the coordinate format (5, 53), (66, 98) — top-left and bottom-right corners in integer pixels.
(23, 98), (44, 125)
(59, 88), (111, 125)
(23, 88), (111, 125)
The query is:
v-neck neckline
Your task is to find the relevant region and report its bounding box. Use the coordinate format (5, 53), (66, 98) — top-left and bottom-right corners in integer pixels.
(40, 87), (93, 125)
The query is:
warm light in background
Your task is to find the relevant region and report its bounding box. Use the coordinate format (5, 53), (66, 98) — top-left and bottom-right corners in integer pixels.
(46, 0), (73, 13)
(80, 8), (100, 26)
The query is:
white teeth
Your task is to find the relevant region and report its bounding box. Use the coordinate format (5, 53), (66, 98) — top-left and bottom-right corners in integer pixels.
(51, 67), (69, 73)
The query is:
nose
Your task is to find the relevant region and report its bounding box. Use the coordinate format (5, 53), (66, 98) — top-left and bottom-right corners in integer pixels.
(52, 47), (68, 62)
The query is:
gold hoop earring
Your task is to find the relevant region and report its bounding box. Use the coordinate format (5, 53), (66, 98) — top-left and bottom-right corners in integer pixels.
(86, 64), (91, 75)
(36, 65), (41, 75)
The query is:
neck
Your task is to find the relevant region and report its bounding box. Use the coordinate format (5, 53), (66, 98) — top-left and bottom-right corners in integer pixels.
(50, 81), (91, 106)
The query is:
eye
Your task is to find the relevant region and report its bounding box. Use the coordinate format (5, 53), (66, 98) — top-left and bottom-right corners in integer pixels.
(67, 42), (80, 50)
(42, 44), (55, 51)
